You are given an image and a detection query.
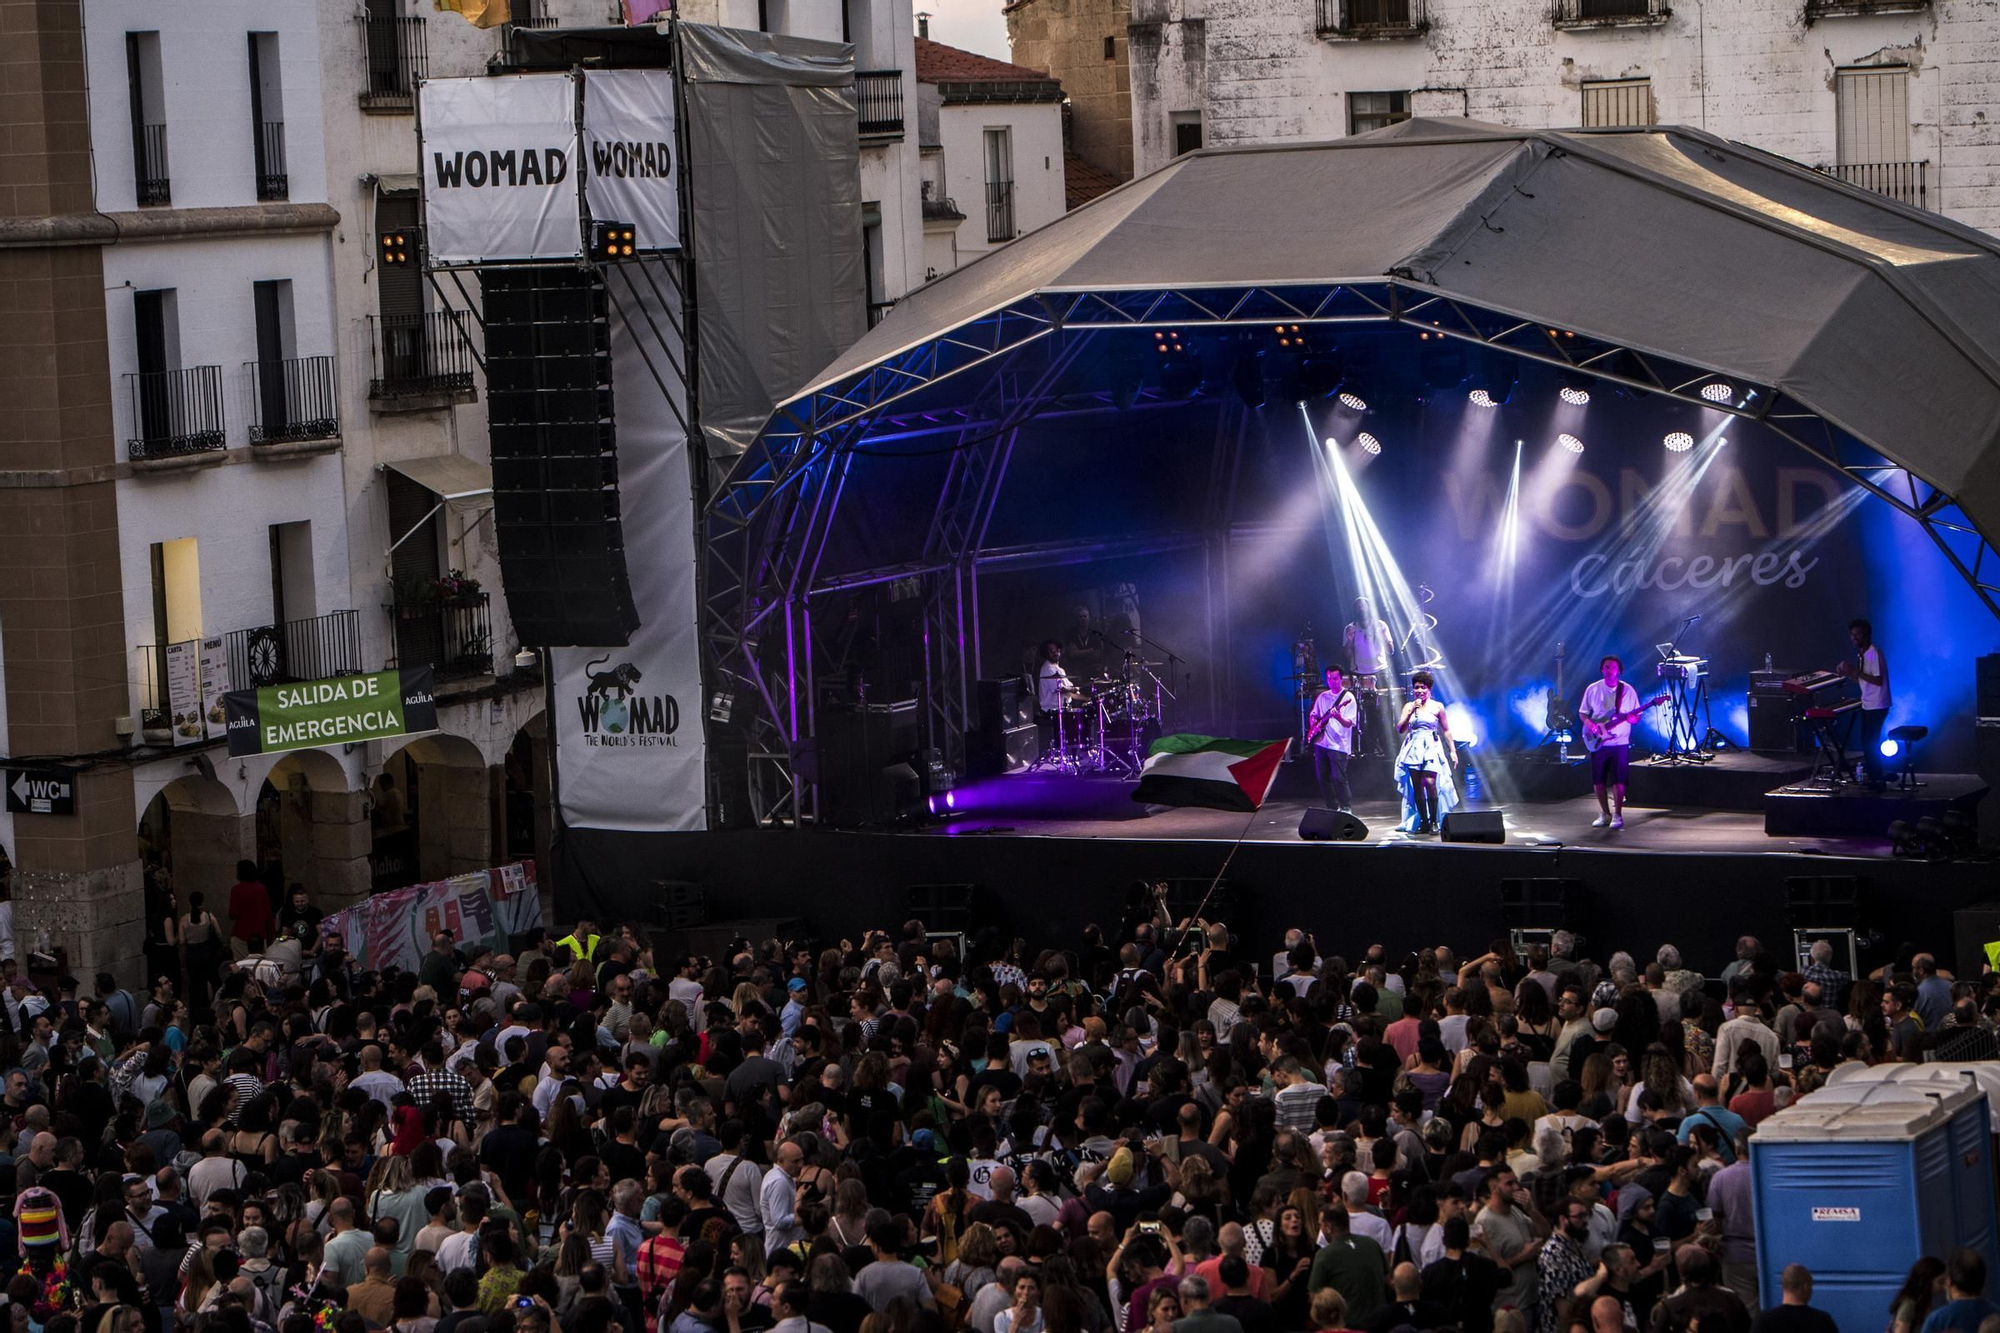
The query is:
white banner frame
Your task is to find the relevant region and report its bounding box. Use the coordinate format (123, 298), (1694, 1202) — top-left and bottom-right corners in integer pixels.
(418, 73), (583, 266)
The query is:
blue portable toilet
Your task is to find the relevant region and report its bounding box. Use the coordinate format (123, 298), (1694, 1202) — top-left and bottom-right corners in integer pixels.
(1752, 1080), (2000, 1333)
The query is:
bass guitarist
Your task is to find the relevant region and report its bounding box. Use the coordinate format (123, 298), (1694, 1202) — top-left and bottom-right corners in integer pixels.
(1580, 655), (1665, 830)
(1306, 664), (1359, 813)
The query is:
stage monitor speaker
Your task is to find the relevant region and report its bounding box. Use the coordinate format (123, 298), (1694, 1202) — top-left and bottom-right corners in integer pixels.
(1978, 655), (2000, 718)
(1785, 875), (1862, 928)
(1298, 807), (1368, 841)
(1747, 675), (1806, 754)
(1442, 811), (1506, 843)
(482, 266), (639, 647)
(977, 677), (1034, 731)
(967, 722), (1040, 778)
(1499, 877), (1587, 930)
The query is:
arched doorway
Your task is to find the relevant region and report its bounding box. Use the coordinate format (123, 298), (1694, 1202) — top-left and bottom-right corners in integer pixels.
(138, 775), (247, 926)
(503, 713), (551, 892)
(253, 749), (367, 909)
(374, 733), (489, 889)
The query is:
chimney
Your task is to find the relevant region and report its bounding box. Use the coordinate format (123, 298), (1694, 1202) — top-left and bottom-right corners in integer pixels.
(916, 10), (931, 38)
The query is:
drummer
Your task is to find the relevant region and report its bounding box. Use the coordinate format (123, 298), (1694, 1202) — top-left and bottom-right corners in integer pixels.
(1036, 639), (1078, 716)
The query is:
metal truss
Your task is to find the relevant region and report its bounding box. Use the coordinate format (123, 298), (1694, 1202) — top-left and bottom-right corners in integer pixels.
(703, 280), (2000, 826)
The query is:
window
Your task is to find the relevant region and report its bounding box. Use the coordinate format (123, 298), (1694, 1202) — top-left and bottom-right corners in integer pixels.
(150, 538), (204, 647)
(1581, 78), (1651, 128)
(1172, 111), (1203, 156)
(1836, 66), (1910, 165)
(984, 128), (1015, 243)
(249, 33), (287, 200)
(144, 537), (203, 734)
(133, 287), (179, 445)
(269, 522), (316, 627)
(1104, 35), (1116, 59)
(1347, 91), (1409, 136)
(126, 32), (168, 206)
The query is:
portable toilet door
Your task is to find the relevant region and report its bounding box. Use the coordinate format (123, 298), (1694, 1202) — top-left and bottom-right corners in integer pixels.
(1947, 1092), (2000, 1266)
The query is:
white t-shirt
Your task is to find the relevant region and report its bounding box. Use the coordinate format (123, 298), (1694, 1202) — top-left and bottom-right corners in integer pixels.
(1581, 678), (1637, 747)
(1347, 618), (1392, 676)
(1309, 688), (1357, 754)
(1036, 663), (1072, 713)
(1858, 644), (1890, 710)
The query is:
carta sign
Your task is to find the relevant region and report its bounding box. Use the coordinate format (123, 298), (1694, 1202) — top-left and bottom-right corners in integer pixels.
(223, 668), (439, 757)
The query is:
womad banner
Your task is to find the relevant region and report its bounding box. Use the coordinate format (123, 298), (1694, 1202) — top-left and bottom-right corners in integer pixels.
(581, 69), (681, 251)
(324, 861), (543, 973)
(223, 668), (438, 757)
(419, 74), (581, 265)
(551, 264), (707, 832)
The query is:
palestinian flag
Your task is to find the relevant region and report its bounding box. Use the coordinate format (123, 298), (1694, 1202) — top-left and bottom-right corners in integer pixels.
(1131, 734), (1288, 811)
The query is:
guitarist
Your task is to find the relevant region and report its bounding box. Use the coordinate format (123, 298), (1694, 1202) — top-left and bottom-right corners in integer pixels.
(1306, 665), (1359, 812)
(1581, 655), (1643, 830)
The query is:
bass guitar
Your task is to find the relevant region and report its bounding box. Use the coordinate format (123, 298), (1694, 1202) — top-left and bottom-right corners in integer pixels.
(1545, 641), (1572, 731)
(1581, 693), (1669, 752)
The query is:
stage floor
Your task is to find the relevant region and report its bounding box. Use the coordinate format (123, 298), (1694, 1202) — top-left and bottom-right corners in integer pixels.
(921, 760), (1981, 860)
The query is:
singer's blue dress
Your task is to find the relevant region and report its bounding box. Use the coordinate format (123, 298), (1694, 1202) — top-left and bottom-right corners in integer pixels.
(1395, 702), (1461, 832)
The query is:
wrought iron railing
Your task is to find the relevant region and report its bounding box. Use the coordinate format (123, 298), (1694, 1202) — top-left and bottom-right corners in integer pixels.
(255, 120), (288, 201)
(1822, 160), (1928, 208)
(1553, 0), (1668, 20)
(127, 366), (225, 460)
(247, 355), (339, 444)
(369, 313), (477, 400)
(225, 610), (364, 689)
(1316, 0), (1426, 34)
(986, 180), (1015, 243)
(856, 71), (906, 137)
(136, 122), (170, 206)
(359, 16), (427, 110)
(388, 591), (494, 681)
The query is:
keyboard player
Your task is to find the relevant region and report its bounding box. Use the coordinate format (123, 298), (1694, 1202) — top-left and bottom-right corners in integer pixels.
(1836, 617), (1891, 791)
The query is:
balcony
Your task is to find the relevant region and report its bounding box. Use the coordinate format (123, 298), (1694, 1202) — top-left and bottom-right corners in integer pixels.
(247, 355), (339, 446)
(127, 366), (225, 462)
(369, 312), (478, 409)
(1805, 0), (1927, 17)
(1553, 0), (1670, 26)
(985, 180), (1015, 243)
(135, 122), (170, 206)
(225, 610), (364, 689)
(856, 71), (906, 139)
(359, 16), (427, 112)
(1821, 160), (1929, 208)
(255, 120), (288, 201)
(388, 583), (494, 682)
(1316, 0), (1428, 38)
(493, 14), (560, 68)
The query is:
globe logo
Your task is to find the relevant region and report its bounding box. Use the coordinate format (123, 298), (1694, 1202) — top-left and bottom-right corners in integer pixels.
(601, 696), (629, 734)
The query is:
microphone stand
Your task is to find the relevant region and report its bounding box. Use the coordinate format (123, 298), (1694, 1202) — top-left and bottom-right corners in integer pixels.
(1120, 627), (1184, 731)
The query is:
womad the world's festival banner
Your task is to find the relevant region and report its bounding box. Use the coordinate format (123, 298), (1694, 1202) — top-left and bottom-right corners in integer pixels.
(325, 861), (543, 973)
(550, 264), (708, 832)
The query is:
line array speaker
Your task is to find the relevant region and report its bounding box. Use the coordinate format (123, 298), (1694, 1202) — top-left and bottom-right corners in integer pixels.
(483, 266), (640, 647)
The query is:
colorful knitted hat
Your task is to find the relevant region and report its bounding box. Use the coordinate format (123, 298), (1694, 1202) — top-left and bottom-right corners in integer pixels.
(15, 1186), (66, 1253)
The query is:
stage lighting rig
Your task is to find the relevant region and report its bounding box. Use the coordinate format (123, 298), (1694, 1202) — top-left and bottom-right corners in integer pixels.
(1356, 432), (1382, 455)
(1664, 431), (1695, 452)
(1700, 380), (1734, 404)
(1559, 381), (1591, 406)
(1557, 433), (1585, 454)
(1337, 390), (1367, 412)
(592, 220), (636, 260)
(378, 229), (415, 267)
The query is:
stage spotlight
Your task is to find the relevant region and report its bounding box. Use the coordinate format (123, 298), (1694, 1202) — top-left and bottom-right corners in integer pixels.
(592, 220), (636, 259)
(1469, 389), (1496, 408)
(1557, 433), (1585, 454)
(1664, 431), (1695, 452)
(1338, 390), (1367, 412)
(1356, 432), (1382, 455)
(1700, 381), (1734, 403)
(1559, 385), (1591, 406)
(1885, 724), (1928, 790)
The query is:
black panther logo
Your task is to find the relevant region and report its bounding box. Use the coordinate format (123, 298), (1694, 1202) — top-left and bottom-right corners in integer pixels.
(583, 655), (643, 701)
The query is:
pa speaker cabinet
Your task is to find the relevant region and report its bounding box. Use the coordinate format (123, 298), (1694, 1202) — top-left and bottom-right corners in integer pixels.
(968, 721), (1040, 778)
(1298, 807), (1368, 841)
(1442, 810), (1505, 843)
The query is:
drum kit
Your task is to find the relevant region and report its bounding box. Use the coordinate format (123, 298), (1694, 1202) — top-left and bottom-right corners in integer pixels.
(1034, 653), (1173, 777)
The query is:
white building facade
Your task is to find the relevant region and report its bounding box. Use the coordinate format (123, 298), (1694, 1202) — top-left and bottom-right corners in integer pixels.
(914, 36), (1070, 277)
(1120, 0), (1997, 231)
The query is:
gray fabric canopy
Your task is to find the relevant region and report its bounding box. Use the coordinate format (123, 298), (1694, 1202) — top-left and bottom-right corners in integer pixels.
(786, 118), (2000, 543)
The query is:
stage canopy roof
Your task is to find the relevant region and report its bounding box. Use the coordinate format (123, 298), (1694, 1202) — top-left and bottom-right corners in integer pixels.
(781, 118), (2000, 551)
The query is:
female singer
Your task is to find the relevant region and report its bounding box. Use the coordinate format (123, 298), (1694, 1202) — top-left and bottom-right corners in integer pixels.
(1395, 670), (1459, 835)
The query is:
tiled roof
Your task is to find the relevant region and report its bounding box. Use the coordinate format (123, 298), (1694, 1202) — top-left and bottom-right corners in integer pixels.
(914, 37), (1055, 86)
(1064, 153), (1122, 210)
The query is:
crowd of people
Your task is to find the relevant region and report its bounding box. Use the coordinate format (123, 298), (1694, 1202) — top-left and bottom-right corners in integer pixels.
(0, 881), (1994, 1333)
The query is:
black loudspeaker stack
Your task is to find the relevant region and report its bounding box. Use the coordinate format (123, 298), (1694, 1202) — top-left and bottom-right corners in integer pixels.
(483, 267), (641, 647)
(968, 676), (1041, 777)
(1441, 810), (1506, 843)
(817, 700), (921, 825)
(1298, 807), (1368, 841)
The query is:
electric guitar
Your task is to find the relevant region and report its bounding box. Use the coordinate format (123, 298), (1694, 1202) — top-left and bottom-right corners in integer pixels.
(1545, 641), (1572, 730)
(1581, 692), (1669, 752)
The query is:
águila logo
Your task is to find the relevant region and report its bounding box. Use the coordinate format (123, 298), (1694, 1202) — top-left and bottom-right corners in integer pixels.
(575, 654), (680, 748)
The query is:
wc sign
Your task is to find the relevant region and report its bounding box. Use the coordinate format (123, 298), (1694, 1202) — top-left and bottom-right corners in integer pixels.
(5, 767), (76, 816)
